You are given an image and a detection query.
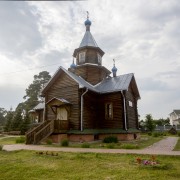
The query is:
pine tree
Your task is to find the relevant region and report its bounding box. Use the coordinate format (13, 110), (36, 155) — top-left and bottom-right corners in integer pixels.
(0, 107), (7, 126)
(4, 109), (14, 132)
(11, 109), (23, 131)
(20, 113), (31, 135)
(23, 71), (51, 111)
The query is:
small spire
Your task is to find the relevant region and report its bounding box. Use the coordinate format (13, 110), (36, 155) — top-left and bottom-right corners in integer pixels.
(70, 57), (76, 69)
(112, 59), (117, 77)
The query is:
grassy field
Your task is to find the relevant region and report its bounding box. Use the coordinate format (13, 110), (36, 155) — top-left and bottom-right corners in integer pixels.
(0, 150), (179, 180)
(0, 137), (17, 145)
(48, 135), (164, 149)
(0, 136), (25, 145)
(174, 137), (180, 151)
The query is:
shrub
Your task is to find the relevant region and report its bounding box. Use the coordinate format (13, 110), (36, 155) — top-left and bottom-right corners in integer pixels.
(148, 132), (152, 136)
(0, 144), (3, 151)
(177, 132), (180, 137)
(103, 136), (118, 143)
(46, 139), (52, 145)
(16, 136), (26, 144)
(81, 143), (90, 148)
(152, 132), (161, 137)
(162, 132), (167, 136)
(61, 139), (69, 147)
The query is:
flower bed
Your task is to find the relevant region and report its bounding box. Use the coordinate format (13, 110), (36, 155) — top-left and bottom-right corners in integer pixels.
(131, 155), (172, 170)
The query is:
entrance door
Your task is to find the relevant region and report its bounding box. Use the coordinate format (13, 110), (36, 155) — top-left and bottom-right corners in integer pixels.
(56, 107), (68, 120)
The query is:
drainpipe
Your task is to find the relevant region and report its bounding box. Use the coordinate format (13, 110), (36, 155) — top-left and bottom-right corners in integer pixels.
(121, 91), (128, 131)
(43, 104), (46, 122)
(81, 88), (88, 131)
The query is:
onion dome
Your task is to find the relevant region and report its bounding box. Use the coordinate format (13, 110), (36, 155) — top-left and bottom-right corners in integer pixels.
(70, 59), (76, 69)
(112, 65), (117, 73)
(84, 11), (91, 31)
(112, 59), (117, 77)
(85, 19), (91, 26)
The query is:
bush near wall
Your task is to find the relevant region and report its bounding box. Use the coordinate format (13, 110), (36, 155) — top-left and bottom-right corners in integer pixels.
(103, 136), (118, 143)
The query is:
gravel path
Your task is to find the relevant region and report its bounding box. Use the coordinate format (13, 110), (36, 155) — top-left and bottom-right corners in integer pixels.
(2, 137), (180, 156)
(144, 137), (178, 151)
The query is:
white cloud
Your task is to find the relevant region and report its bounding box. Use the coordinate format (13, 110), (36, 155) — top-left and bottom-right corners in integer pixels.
(0, 0), (180, 119)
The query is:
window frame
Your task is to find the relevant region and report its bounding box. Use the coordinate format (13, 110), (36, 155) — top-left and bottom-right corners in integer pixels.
(79, 52), (86, 63)
(105, 103), (113, 119)
(97, 53), (102, 64)
(128, 100), (133, 107)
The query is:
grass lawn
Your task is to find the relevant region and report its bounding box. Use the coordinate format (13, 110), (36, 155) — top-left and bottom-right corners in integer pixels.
(0, 136), (25, 145)
(47, 135), (164, 149)
(174, 137), (180, 151)
(0, 150), (179, 180)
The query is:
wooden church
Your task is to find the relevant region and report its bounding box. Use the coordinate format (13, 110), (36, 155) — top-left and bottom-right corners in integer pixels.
(26, 15), (140, 144)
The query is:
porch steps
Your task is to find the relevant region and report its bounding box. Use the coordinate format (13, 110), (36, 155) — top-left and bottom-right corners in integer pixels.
(26, 120), (54, 144)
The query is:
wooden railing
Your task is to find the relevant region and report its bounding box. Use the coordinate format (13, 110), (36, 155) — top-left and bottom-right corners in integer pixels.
(54, 120), (69, 132)
(34, 120), (54, 144)
(26, 120), (54, 144)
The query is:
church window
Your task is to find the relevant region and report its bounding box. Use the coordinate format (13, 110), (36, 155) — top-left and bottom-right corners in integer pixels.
(105, 103), (113, 119)
(98, 53), (102, 64)
(129, 101), (133, 107)
(79, 52), (85, 63)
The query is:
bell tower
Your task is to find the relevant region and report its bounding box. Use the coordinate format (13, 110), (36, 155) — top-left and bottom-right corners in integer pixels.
(69, 12), (111, 85)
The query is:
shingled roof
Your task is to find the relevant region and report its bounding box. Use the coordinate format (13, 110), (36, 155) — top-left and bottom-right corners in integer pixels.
(174, 110), (180, 115)
(41, 67), (140, 99)
(79, 31), (98, 48)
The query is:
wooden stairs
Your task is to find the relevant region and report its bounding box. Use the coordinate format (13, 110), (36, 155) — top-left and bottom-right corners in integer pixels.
(26, 120), (54, 144)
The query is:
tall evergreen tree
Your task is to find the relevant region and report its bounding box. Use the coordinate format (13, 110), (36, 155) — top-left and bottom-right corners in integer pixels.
(23, 71), (51, 110)
(0, 107), (7, 126)
(21, 113), (31, 134)
(4, 109), (14, 132)
(11, 109), (23, 131)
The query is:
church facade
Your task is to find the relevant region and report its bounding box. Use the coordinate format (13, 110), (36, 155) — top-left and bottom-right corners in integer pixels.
(26, 16), (140, 144)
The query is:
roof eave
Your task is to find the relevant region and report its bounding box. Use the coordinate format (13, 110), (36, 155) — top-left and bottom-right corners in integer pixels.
(73, 46), (105, 57)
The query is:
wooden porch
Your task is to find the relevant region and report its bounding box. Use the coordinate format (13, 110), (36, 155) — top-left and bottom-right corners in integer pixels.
(26, 120), (69, 144)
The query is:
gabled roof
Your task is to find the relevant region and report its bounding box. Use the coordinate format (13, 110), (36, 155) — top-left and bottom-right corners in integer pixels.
(95, 73), (140, 98)
(41, 66), (140, 99)
(33, 102), (45, 110)
(95, 73), (133, 93)
(41, 66), (97, 95)
(46, 97), (71, 106)
(79, 31), (98, 48)
(174, 110), (180, 115)
(28, 102), (44, 113)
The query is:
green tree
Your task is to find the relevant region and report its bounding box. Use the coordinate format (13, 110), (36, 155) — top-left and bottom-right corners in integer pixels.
(154, 118), (170, 126)
(20, 113), (31, 135)
(144, 114), (155, 132)
(4, 109), (14, 132)
(23, 71), (51, 110)
(11, 109), (23, 131)
(0, 108), (7, 126)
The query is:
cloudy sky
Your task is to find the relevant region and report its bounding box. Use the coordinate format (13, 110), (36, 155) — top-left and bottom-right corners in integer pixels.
(0, 0), (179, 119)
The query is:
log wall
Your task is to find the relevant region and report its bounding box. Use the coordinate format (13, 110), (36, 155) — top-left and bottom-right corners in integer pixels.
(97, 92), (124, 129)
(74, 65), (108, 85)
(125, 84), (138, 129)
(45, 71), (80, 130)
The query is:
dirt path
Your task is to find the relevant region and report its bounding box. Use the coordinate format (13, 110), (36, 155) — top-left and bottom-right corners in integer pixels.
(2, 137), (180, 156)
(144, 137), (178, 151)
